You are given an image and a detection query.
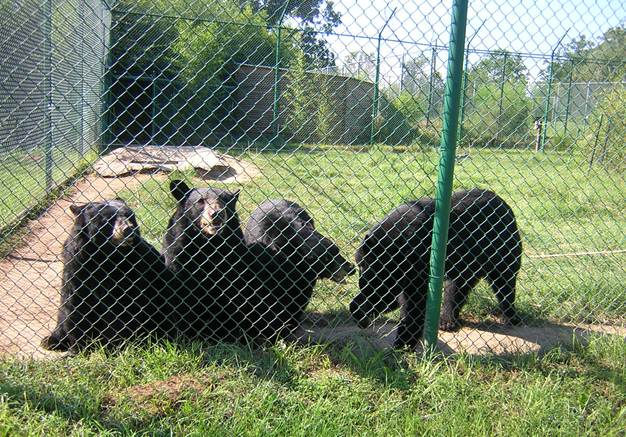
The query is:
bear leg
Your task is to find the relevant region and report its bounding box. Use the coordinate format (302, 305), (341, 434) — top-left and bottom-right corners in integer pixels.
(488, 270), (522, 326)
(393, 288), (427, 350)
(439, 277), (478, 331)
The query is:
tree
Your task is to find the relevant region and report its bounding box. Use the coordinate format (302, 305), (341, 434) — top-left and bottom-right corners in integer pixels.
(469, 49), (527, 84)
(239, 0), (341, 29)
(401, 56), (429, 94)
(342, 51), (376, 81)
(239, 0), (341, 67)
(548, 26), (626, 82)
(109, 0), (299, 144)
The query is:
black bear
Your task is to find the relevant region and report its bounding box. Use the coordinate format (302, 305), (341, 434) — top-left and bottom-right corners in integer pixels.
(42, 199), (170, 353)
(350, 189), (522, 349)
(243, 199), (355, 330)
(162, 179), (257, 342)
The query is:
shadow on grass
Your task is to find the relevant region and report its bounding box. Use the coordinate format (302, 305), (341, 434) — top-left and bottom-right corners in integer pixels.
(1, 316), (623, 434)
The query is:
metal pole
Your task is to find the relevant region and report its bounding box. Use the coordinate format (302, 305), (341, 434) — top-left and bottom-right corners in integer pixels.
(79, 0), (85, 157)
(583, 81), (591, 121)
(100, 11), (114, 152)
(496, 51), (508, 145)
(458, 20), (485, 146)
(426, 47), (436, 126)
(540, 29), (569, 152)
(272, 0), (291, 141)
(588, 114), (603, 172)
(423, 0), (469, 349)
(370, 7), (397, 145)
(45, 0), (53, 190)
(400, 52), (405, 91)
(497, 52), (508, 120)
(562, 62), (574, 136)
(151, 80), (157, 144)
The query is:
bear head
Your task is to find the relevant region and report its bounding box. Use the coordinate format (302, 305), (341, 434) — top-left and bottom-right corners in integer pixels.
(246, 200), (355, 283)
(169, 179), (242, 240)
(350, 203), (430, 328)
(69, 199), (140, 248)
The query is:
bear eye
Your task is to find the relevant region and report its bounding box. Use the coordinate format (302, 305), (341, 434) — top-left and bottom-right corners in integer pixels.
(196, 198), (205, 207)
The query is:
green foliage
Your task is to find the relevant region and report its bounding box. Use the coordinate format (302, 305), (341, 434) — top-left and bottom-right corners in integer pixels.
(283, 48), (342, 143)
(464, 82), (532, 147)
(283, 49), (316, 139)
(316, 75), (338, 143)
(549, 26), (626, 82)
(364, 91), (423, 146)
(548, 130), (577, 152)
(109, 0), (298, 144)
(586, 87), (626, 171)
(240, 0), (341, 66)
(469, 49), (528, 84)
(392, 91), (427, 126)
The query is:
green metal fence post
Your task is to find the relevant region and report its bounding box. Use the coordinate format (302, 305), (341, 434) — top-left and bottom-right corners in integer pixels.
(370, 7), (397, 145)
(426, 46), (436, 126)
(562, 62), (574, 137)
(457, 20), (485, 146)
(45, 0), (53, 191)
(497, 52), (508, 120)
(540, 30), (569, 152)
(496, 51), (508, 144)
(423, 0), (469, 350)
(79, 0), (85, 157)
(272, 0), (291, 141)
(100, 10), (115, 153)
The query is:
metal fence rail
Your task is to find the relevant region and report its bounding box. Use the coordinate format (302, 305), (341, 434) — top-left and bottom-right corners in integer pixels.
(0, 0), (624, 357)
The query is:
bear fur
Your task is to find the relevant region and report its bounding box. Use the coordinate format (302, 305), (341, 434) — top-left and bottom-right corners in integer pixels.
(244, 199), (355, 330)
(350, 189), (522, 349)
(41, 199), (170, 352)
(162, 180), (255, 342)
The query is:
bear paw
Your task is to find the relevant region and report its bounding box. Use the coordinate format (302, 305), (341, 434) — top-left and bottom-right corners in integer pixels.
(439, 317), (461, 332)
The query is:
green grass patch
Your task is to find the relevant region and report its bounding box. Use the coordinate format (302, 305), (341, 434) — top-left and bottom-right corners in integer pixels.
(0, 335), (624, 435)
(118, 145), (625, 325)
(0, 147), (98, 222)
(0, 147), (98, 256)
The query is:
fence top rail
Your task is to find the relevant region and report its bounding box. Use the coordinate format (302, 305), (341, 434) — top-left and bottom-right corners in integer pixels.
(109, 7), (626, 66)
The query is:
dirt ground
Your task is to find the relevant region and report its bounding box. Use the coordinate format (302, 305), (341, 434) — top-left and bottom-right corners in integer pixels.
(0, 173), (624, 360)
(0, 174), (163, 358)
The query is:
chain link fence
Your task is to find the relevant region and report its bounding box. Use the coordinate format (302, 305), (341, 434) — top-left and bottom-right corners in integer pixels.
(0, 0), (624, 357)
(0, 0), (110, 228)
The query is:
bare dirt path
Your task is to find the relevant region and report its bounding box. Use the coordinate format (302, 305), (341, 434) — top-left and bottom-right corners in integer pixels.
(303, 320), (626, 356)
(0, 172), (623, 360)
(0, 174), (160, 358)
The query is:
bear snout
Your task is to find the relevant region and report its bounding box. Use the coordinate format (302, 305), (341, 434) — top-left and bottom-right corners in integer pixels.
(199, 208), (224, 235)
(111, 217), (137, 246)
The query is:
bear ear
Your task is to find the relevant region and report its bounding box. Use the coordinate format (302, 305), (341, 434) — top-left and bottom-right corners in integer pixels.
(170, 180), (191, 202)
(69, 204), (87, 216)
(228, 189), (240, 203)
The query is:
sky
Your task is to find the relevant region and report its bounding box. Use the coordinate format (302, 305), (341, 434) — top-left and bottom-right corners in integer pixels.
(319, 0), (625, 84)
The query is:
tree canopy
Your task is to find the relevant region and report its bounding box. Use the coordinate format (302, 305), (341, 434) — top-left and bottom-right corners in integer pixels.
(548, 26), (626, 82)
(469, 50), (527, 84)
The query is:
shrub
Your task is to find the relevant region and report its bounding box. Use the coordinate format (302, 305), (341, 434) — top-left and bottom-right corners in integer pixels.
(392, 91), (427, 127)
(586, 86), (626, 171)
(464, 82), (532, 147)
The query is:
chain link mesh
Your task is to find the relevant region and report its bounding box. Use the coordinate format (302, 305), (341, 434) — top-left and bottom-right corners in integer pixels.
(0, 0), (624, 357)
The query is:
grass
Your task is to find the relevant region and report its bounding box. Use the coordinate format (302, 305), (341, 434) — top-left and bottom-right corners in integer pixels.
(0, 335), (624, 435)
(0, 146), (98, 233)
(0, 143), (624, 434)
(119, 144), (625, 325)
